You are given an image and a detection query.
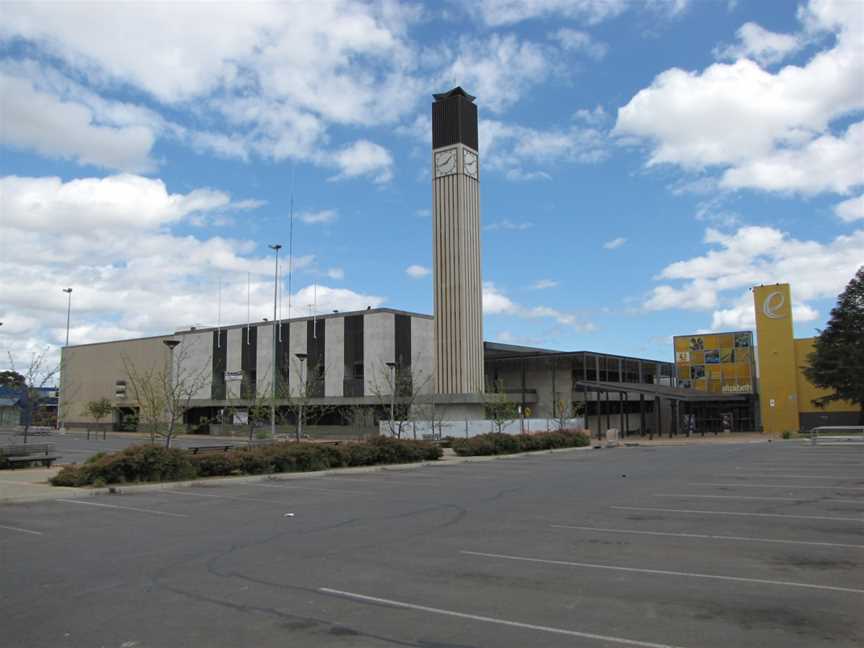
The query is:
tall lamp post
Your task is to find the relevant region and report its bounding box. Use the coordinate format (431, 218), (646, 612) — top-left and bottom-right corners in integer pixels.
(295, 353), (307, 442)
(385, 361), (396, 435)
(162, 339), (181, 447)
(269, 244), (282, 438)
(62, 288), (73, 346)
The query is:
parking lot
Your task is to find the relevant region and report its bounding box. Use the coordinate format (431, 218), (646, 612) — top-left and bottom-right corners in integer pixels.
(1, 441), (862, 647)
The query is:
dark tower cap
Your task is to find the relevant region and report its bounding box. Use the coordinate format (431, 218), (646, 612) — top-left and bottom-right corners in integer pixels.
(432, 86), (478, 151)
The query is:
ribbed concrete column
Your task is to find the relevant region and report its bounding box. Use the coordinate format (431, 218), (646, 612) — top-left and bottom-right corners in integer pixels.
(433, 142), (484, 394)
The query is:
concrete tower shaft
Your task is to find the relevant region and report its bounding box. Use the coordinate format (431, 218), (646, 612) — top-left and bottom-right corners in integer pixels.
(432, 87), (484, 395)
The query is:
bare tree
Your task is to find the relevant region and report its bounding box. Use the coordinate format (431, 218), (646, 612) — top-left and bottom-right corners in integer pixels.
(6, 349), (60, 443)
(484, 380), (519, 434)
(122, 343), (209, 448)
(279, 362), (339, 442)
(368, 365), (432, 439)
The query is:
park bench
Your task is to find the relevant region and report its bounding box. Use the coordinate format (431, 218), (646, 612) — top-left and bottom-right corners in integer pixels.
(0, 443), (59, 468)
(187, 445), (237, 455)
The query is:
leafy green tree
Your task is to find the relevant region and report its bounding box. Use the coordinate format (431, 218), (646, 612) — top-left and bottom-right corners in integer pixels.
(84, 398), (114, 437)
(804, 266), (864, 423)
(484, 380), (519, 434)
(0, 370), (26, 389)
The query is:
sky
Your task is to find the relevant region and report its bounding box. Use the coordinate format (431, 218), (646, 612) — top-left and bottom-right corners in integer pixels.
(1, 0), (862, 374)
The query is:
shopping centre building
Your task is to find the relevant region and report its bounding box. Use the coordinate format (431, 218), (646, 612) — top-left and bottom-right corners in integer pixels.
(57, 87), (857, 437)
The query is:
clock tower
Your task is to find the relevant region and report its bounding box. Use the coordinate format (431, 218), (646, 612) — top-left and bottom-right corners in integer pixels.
(432, 87), (484, 395)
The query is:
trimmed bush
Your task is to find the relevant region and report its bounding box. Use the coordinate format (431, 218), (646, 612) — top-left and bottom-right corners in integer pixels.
(50, 437), (442, 487)
(451, 429), (589, 456)
(189, 453), (239, 477)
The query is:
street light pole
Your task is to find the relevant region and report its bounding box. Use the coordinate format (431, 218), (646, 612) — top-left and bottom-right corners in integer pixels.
(295, 353), (307, 442)
(62, 288), (73, 346)
(162, 339), (181, 448)
(385, 361), (396, 436)
(269, 244), (282, 438)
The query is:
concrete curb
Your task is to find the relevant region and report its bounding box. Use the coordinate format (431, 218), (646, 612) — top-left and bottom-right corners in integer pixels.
(14, 444), (596, 500)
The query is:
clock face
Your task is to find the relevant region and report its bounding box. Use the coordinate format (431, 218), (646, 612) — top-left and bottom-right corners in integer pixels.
(463, 149), (478, 179)
(434, 149), (457, 177)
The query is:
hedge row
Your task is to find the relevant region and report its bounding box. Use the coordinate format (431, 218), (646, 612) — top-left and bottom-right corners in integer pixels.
(450, 429), (590, 456)
(50, 437), (442, 487)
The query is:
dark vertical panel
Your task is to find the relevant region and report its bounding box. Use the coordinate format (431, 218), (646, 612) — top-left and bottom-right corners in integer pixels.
(343, 315), (364, 397)
(211, 329), (227, 400)
(394, 314), (412, 395)
(275, 323), (290, 394)
(307, 319), (325, 397)
(240, 326), (257, 399)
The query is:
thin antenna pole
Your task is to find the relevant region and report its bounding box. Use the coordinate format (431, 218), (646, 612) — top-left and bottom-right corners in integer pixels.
(313, 282), (317, 339)
(217, 276), (222, 348)
(246, 272), (251, 345)
(287, 164), (295, 322)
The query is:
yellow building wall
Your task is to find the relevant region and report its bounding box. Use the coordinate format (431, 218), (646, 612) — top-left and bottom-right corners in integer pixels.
(753, 284), (800, 433)
(793, 337), (857, 414)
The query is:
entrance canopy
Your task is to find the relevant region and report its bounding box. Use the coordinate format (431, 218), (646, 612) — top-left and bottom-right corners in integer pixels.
(575, 380), (751, 403)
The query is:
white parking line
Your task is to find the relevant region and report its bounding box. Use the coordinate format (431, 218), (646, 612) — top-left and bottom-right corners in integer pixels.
(549, 525), (864, 549)
(319, 588), (689, 648)
(161, 489), (287, 505)
(460, 551), (864, 594)
(691, 482), (864, 491)
(56, 499), (188, 518)
(729, 471), (863, 479)
(611, 505), (863, 523)
(653, 493), (860, 503)
(0, 524), (43, 536)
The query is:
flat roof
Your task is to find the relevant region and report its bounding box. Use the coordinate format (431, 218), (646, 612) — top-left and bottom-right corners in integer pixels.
(63, 308), (432, 350)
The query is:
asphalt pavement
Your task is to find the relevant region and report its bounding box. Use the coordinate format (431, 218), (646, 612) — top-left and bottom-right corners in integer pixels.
(1, 441), (862, 647)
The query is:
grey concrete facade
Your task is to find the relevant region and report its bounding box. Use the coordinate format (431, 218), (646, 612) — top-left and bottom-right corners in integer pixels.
(256, 323), (274, 393)
(288, 320), (307, 397)
(225, 328), (242, 399)
(181, 329), (213, 400)
(363, 311), (395, 397)
(324, 317), (344, 397)
(411, 315), (435, 395)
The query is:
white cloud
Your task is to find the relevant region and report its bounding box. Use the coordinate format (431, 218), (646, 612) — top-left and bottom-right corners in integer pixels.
(405, 265), (431, 278)
(643, 224), (864, 329)
(615, 0), (864, 198)
(483, 282), (594, 330)
(436, 34), (552, 114)
(835, 195), (864, 222)
(473, 0), (688, 26)
(549, 28), (608, 60)
(327, 140), (394, 183)
(532, 279), (559, 289)
(715, 22), (802, 66)
(299, 210), (338, 225)
(710, 292), (819, 330)
(485, 219), (534, 231)
(474, 0), (628, 26)
(0, 174), (251, 233)
(0, 174), (396, 364)
(721, 121), (864, 194)
(604, 237), (627, 249)
(0, 2), (418, 177)
(481, 118), (609, 179)
(289, 284), (384, 317)
(0, 71), (155, 172)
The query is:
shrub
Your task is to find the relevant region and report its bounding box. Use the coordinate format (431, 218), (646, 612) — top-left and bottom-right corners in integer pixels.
(50, 445), (196, 486)
(50, 437), (443, 487)
(451, 430), (589, 456)
(189, 453), (239, 477)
